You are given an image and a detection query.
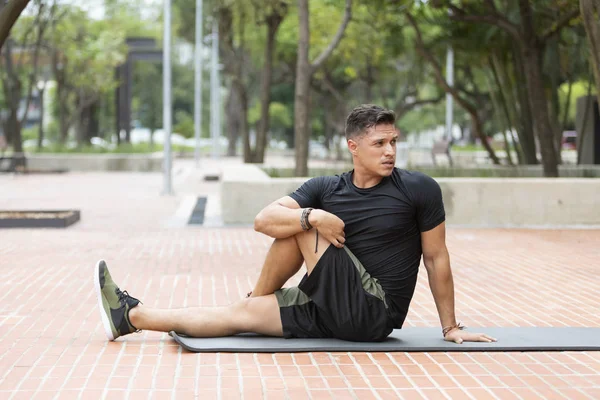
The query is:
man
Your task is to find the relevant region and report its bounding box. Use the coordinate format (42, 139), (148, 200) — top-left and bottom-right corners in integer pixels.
(95, 104), (496, 344)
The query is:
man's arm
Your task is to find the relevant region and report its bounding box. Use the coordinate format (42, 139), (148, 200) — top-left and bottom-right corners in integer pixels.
(420, 222), (457, 330)
(421, 222), (496, 343)
(254, 196), (306, 239)
(254, 196), (346, 246)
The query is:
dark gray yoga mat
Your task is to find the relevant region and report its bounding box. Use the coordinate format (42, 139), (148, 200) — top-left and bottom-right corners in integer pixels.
(169, 327), (600, 353)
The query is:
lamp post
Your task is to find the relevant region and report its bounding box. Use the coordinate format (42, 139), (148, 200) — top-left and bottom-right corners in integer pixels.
(209, 19), (220, 159)
(194, 0), (203, 166)
(163, 0), (173, 195)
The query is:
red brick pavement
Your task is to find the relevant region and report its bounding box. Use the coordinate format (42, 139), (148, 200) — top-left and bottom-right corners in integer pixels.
(1, 171), (600, 399)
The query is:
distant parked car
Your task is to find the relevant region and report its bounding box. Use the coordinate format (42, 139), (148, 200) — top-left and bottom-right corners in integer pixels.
(562, 131), (577, 150)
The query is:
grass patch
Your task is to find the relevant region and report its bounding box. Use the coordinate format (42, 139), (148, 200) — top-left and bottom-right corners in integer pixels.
(28, 143), (199, 154)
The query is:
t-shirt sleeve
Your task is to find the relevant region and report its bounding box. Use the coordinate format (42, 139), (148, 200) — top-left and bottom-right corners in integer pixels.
(288, 176), (330, 209)
(410, 173), (446, 232)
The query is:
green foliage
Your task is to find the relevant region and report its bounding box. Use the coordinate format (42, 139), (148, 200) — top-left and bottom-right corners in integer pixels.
(29, 142), (198, 154)
(559, 80), (598, 129)
(174, 110), (195, 138)
(398, 103), (444, 133)
(5, 0), (590, 168)
(21, 125), (39, 142)
(51, 11), (127, 94)
(248, 101), (292, 128)
(269, 102), (293, 130)
(44, 121), (60, 142)
(39, 4), (129, 147)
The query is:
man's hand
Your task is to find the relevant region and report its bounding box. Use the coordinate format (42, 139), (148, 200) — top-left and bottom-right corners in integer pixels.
(444, 328), (497, 344)
(310, 209), (345, 248)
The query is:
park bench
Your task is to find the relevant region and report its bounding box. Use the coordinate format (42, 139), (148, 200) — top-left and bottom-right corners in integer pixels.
(431, 138), (453, 166)
(0, 135), (27, 173)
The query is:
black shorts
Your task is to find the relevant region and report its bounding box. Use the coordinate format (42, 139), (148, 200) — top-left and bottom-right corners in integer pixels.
(275, 245), (393, 342)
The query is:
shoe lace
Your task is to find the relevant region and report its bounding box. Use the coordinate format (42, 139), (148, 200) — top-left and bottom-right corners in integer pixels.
(115, 288), (143, 305)
(116, 288), (130, 302)
(115, 288), (142, 333)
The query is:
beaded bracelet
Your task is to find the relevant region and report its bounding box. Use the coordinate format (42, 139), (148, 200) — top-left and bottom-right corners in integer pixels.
(442, 322), (465, 337)
(301, 208), (313, 231)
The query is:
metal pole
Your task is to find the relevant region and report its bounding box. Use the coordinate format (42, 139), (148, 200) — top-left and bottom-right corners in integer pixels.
(445, 45), (454, 142)
(163, 0), (173, 194)
(194, 0), (203, 166)
(215, 33), (221, 159)
(210, 19), (219, 159)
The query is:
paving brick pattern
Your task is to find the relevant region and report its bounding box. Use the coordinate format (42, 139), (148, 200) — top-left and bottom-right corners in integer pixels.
(1, 170), (600, 399)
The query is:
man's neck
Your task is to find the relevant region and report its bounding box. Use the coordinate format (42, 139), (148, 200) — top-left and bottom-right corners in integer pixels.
(352, 167), (384, 189)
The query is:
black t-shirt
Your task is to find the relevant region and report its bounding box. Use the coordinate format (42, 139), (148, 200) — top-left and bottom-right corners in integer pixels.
(289, 168), (446, 328)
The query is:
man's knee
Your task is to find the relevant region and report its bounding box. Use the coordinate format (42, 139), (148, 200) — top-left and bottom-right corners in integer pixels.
(230, 296), (283, 336)
(226, 298), (257, 332)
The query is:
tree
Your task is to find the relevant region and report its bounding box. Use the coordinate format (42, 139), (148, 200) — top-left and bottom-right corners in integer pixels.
(580, 0), (600, 116)
(0, 0), (30, 51)
(0, 0), (51, 158)
(434, 0), (581, 176)
(294, 0), (351, 177)
(48, 7), (126, 146)
(218, 3), (251, 159)
(405, 11), (500, 164)
(252, 0), (288, 163)
(309, 2), (444, 157)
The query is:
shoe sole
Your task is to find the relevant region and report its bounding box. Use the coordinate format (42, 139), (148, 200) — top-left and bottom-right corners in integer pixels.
(94, 260), (115, 341)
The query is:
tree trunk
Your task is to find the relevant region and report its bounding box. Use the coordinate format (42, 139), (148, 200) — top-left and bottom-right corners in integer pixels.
(254, 10), (285, 164)
(52, 51), (70, 144)
(580, 0), (600, 116)
(1, 38), (23, 153)
(489, 54), (521, 164)
(546, 38), (563, 164)
(0, 0), (30, 51)
(88, 101), (99, 140)
(521, 46), (558, 176)
(518, 0), (559, 177)
(219, 5), (248, 160)
(323, 102), (333, 152)
(76, 95), (86, 148)
(294, 0), (352, 176)
(37, 85), (45, 149)
(231, 79), (249, 162)
(58, 97), (69, 144)
(486, 63), (514, 165)
(519, 55), (557, 172)
(550, 76), (563, 164)
(225, 82), (241, 157)
(77, 99), (96, 147)
(294, 0), (311, 176)
(7, 109), (22, 153)
(511, 44), (538, 164)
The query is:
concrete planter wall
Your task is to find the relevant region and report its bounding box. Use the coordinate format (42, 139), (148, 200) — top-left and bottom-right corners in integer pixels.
(221, 165), (600, 227)
(25, 154), (164, 172)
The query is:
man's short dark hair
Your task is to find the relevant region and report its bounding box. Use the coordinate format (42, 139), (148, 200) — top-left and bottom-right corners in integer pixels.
(345, 104), (396, 140)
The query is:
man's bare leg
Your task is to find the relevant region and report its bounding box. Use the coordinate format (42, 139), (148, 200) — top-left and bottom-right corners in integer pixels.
(294, 229), (338, 274)
(250, 236), (304, 297)
(100, 230), (334, 340)
(128, 295), (284, 337)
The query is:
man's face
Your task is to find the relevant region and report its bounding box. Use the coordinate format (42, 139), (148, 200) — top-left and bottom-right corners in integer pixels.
(349, 124), (399, 176)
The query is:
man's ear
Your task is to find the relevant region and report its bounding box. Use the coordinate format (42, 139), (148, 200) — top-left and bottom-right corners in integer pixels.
(347, 138), (358, 155)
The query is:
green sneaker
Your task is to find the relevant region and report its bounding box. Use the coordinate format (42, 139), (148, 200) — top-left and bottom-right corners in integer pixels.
(94, 260), (141, 341)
